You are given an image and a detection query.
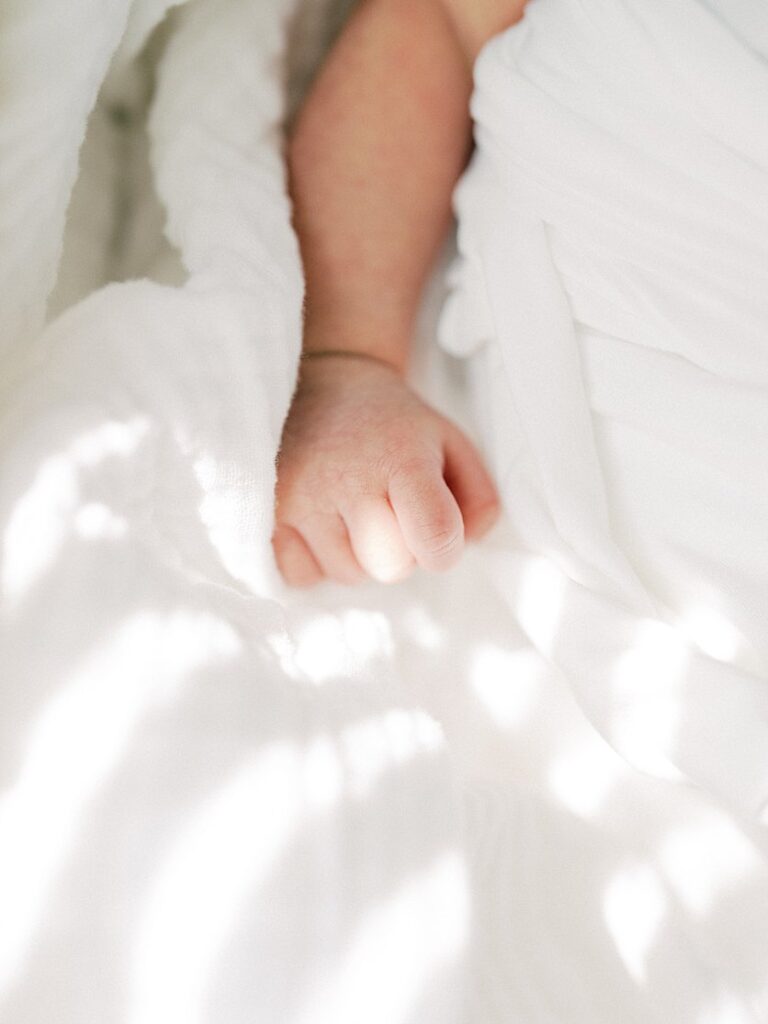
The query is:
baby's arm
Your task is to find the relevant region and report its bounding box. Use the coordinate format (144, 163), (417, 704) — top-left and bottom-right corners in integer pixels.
(274, 0), (526, 587)
(292, 0), (475, 372)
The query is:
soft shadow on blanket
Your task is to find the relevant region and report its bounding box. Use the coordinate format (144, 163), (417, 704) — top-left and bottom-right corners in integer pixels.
(3, 363), (767, 1022)
(2, 1), (768, 1023)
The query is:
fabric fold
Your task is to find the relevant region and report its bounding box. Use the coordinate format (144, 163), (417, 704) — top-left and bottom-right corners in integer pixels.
(440, 0), (768, 818)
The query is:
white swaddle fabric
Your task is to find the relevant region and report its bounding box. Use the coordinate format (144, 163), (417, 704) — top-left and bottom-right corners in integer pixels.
(440, 0), (768, 820)
(4, 0), (768, 1021)
(0, 2), (469, 1022)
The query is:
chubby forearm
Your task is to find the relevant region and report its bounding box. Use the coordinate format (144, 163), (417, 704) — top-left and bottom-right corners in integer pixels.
(288, 0), (473, 374)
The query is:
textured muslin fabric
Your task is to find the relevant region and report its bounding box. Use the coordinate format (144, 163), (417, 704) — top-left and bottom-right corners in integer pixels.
(2, 0), (768, 1022)
(0, 2), (468, 1022)
(440, 0), (768, 818)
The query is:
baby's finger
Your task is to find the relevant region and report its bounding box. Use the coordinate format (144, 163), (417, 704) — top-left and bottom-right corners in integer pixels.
(442, 424), (501, 541)
(342, 496), (415, 583)
(272, 523), (325, 587)
(387, 457), (464, 572)
(298, 512), (367, 585)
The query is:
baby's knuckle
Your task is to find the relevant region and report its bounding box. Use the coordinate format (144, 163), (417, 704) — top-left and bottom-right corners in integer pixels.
(420, 522), (462, 556)
(386, 450), (438, 483)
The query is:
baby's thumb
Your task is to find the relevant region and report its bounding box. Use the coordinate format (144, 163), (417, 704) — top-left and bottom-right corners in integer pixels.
(442, 424), (501, 541)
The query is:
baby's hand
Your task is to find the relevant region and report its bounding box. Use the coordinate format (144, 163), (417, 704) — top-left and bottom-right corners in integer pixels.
(272, 353), (500, 587)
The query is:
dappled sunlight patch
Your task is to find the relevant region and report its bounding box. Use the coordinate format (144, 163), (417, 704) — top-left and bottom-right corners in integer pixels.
(674, 605), (744, 665)
(656, 816), (765, 918)
(1, 416), (150, 604)
(129, 745), (304, 1024)
(602, 861), (667, 984)
(468, 643), (545, 730)
(129, 710), (449, 1024)
(74, 501), (129, 540)
(609, 620), (689, 782)
(342, 607), (395, 662)
(2, 452), (75, 603)
(400, 603), (447, 651)
(276, 613), (348, 683)
(515, 556), (566, 656)
(295, 850), (468, 1024)
(698, 990), (767, 1024)
(547, 738), (624, 818)
(69, 418), (151, 466)
(0, 609), (241, 996)
(284, 608), (394, 685)
(192, 451), (275, 594)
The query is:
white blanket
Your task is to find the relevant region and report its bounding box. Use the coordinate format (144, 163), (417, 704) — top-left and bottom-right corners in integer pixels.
(442, 0), (768, 807)
(1, 0), (768, 1021)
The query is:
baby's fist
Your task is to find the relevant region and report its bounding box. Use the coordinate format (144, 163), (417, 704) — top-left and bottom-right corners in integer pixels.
(272, 353), (500, 587)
